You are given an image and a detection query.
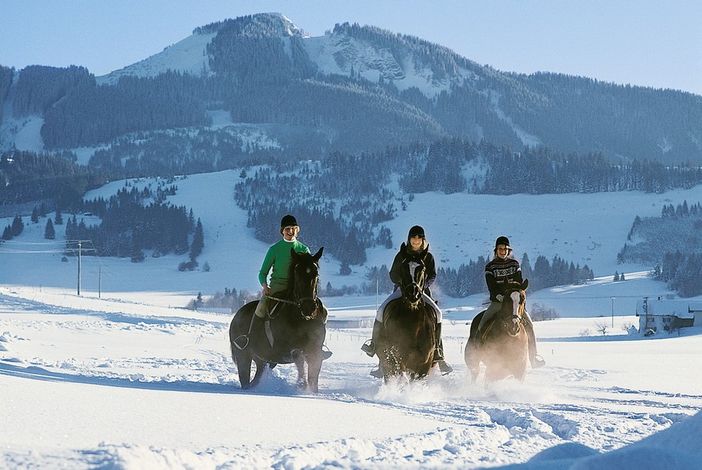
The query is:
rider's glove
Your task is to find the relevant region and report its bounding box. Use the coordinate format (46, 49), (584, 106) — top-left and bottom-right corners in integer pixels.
(495, 294), (504, 302)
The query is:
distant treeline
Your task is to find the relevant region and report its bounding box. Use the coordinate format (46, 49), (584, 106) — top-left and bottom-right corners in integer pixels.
(436, 253), (594, 298)
(68, 185), (194, 261)
(621, 200), (702, 297)
(652, 252), (702, 297)
(0, 150), (108, 208)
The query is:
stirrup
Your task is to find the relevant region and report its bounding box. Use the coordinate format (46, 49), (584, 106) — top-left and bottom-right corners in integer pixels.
(532, 355), (546, 369)
(321, 345), (333, 361)
(361, 339), (375, 357)
(232, 334), (250, 350)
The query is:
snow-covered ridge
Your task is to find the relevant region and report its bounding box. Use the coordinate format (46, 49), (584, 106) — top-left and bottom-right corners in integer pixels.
(96, 31), (216, 85)
(94, 13), (475, 99)
(305, 32), (476, 99)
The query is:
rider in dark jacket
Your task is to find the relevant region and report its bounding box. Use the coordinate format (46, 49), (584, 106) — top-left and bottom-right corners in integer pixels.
(362, 225), (452, 374)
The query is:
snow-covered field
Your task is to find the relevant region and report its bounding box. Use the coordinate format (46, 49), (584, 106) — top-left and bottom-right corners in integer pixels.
(1, 287), (701, 469)
(2, 170), (702, 314)
(1, 173), (702, 468)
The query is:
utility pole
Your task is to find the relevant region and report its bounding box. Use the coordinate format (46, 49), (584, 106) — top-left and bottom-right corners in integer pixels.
(98, 264), (101, 299)
(77, 241), (82, 296)
(611, 296), (615, 327)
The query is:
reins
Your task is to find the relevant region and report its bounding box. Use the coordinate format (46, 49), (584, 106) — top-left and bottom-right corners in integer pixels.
(265, 295), (319, 321)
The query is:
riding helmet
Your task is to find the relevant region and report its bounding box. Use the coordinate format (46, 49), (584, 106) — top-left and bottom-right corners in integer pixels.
(280, 214), (298, 228)
(495, 236), (511, 249)
(408, 225), (425, 239)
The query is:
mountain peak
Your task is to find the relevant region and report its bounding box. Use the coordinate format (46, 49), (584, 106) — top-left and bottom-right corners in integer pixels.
(194, 13), (306, 38)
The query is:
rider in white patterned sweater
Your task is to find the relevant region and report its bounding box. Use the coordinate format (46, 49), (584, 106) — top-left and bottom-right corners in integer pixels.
(478, 236), (545, 368)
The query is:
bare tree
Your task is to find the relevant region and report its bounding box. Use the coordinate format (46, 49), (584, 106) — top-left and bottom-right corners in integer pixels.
(595, 321), (609, 336)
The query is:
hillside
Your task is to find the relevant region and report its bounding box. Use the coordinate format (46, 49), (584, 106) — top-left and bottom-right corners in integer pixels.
(2, 170), (701, 314)
(1, 13), (700, 165)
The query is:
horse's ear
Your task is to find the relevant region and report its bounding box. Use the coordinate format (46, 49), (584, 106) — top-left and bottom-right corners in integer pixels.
(420, 246), (429, 261)
(522, 279), (529, 290)
(290, 247), (299, 261)
(312, 247), (323, 263)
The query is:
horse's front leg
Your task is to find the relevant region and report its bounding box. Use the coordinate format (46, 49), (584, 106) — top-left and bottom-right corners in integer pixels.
(292, 349), (307, 390)
(305, 351), (322, 393)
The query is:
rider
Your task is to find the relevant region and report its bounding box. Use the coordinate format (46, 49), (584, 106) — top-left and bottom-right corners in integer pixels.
(361, 225), (453, 374)
(247, 214), (331, 359)
(478, 236), (545, 368)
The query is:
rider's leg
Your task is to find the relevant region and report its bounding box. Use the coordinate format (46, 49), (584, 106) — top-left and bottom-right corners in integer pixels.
(362, 320), (383, 357)
(422, 293), (452, 373)
(250, 296), (269, 337)
(362, 290), (400, 355)
(523, 310), (545, 368)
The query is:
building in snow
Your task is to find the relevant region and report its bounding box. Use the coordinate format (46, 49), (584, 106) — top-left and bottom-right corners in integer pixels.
(636, 297), (702, 335)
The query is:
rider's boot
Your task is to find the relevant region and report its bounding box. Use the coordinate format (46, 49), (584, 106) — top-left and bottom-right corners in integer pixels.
(523, 313), (545, 368)
(321, 345), (333, 361)
(369, 361), (384, 378)
(433, 322), (453, 374)
(361, 320), (383, 357)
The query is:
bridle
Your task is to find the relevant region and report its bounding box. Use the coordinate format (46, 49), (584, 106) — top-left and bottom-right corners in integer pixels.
(266, 260), (320, 321)
(401, 258), (426, 307)
(501, 288), (526, 336)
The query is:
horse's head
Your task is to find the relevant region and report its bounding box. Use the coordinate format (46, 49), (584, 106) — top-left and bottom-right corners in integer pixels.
(399, 246), (428, 306)
(499, 279), (529, 336)
(290, 247), (323, 319)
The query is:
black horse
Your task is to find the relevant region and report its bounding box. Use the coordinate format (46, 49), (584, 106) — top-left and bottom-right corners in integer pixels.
(229, 247), (328, 393)
(376, 248), (437, 381)
(465, 279), (529, 382)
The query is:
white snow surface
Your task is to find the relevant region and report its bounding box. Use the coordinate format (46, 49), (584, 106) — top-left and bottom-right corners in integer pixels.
(96, 32), (216, 85)
(0, 286), (701, 469)
(2, 171), (702, 467)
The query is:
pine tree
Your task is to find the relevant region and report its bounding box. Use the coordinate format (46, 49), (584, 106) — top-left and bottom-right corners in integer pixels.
(189, 218), (204, 260)
(11, 215), (23, 236)
(54, 208), (63, 225)
(31, 206), (39, 223)
(44, 219), (55, 239)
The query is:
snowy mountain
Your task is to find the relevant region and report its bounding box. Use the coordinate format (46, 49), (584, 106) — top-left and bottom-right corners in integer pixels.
(1, 13), (701, 163)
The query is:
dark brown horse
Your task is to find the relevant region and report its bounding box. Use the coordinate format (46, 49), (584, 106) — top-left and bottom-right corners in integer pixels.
(465, 280), (529, 382)
(229, 248), (327, 392)
(376, 248), (437, 381)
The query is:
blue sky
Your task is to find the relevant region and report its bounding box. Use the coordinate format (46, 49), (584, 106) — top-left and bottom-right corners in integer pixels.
(1, 0), (700, 95)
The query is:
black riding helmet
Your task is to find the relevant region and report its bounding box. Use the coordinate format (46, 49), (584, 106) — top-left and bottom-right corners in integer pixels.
(494, 235), (511, 251)
(407, 225), (425, 242)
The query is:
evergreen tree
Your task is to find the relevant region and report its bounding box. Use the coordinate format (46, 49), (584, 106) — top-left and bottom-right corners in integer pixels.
(520, 253), (532, 281)
(11, 216), (24, 236)
(44, 219), (55, 240)
(190, 218), (204, 260)
(54, 208), (63, 225)
(31, 206), (39, 223)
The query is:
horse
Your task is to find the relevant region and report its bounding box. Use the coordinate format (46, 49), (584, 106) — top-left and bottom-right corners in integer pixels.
(376, 248), (437, 382)
(229, 247), (328, 393)
(464, 279), (529, 383)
